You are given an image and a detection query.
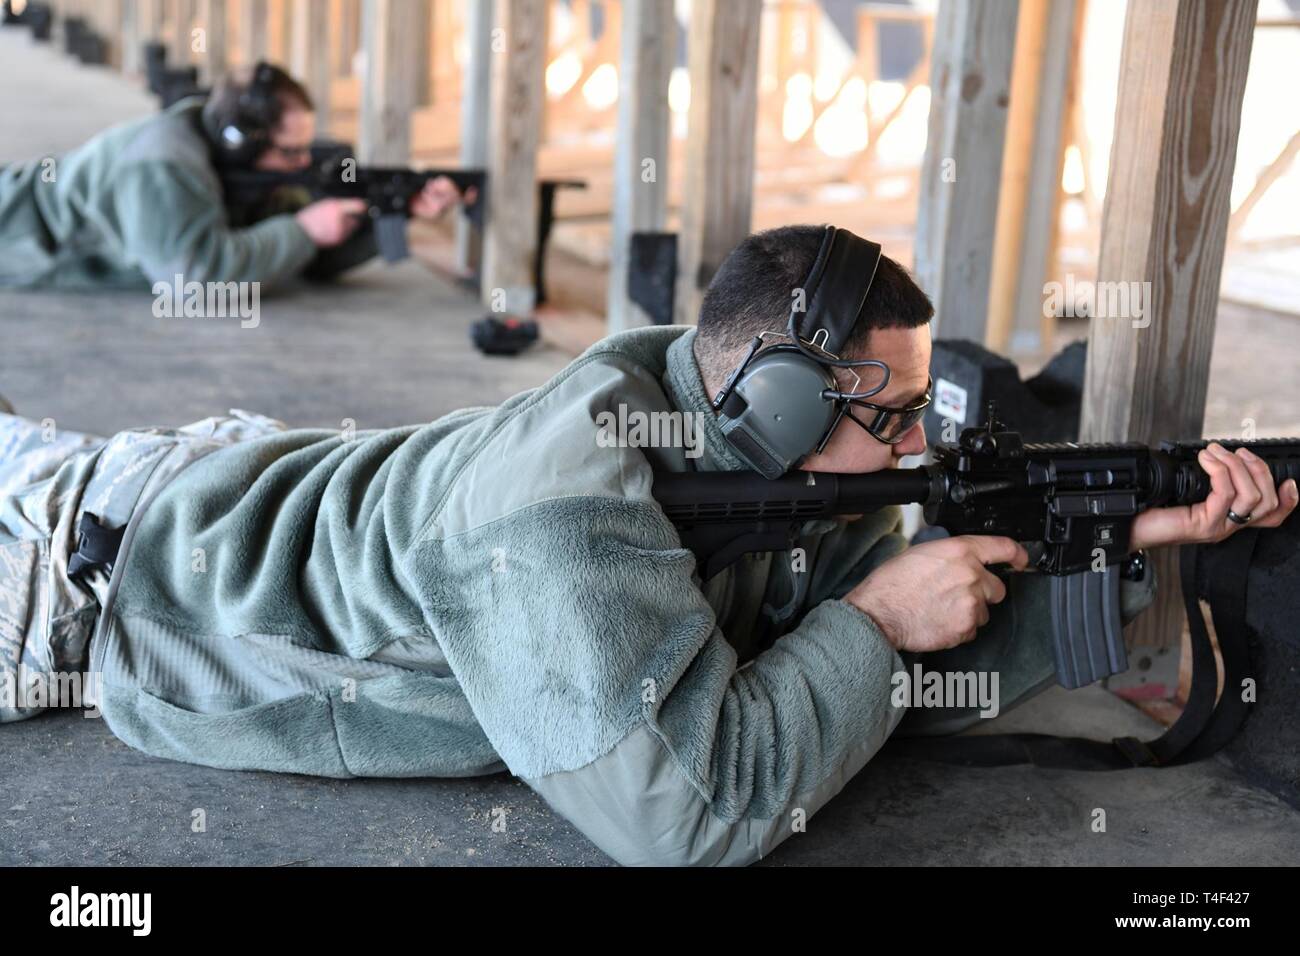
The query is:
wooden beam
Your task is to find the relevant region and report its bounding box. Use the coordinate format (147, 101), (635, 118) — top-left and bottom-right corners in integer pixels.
(914, 0), (1020, 341)
(1080, 0), (1258, 649)
(170, 0), (197, 65)
(455, 0), (493, 276)
(986, 0), (1079, 356)
(674, 0), (762, 326)
(290, 0), (332, 131)
(357, 0), (420, 164)
(482, 0), (549, 315)
(606, 0), (676, 332)
(120, 0), (141, 74)
(240, 0), (269, 63)
(268, 0), (291, 62)
(199, 0), (228, 81)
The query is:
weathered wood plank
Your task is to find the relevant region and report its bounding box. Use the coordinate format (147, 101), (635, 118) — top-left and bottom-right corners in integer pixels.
(606, 0), (675, 332)
(914, 0), (1020, 341)
(1080, 0), (1258, 648)
(674, 0), (762, 326)
(357, 0), (420, 164)
(290, 0), (332, 130)
(482, 0), (549, 314)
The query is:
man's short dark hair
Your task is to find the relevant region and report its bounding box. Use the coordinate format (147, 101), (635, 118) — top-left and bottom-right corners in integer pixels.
(694, 224), (934, 388)
(201, 63), (314, 141)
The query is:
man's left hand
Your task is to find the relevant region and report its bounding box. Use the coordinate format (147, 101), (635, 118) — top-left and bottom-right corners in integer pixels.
(1130, 443), (1299, 551)
(409, 176), (473, 220)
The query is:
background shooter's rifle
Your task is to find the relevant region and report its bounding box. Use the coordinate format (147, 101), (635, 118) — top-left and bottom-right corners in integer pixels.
(216, 143), (486, 263)
(652, 406), (1300, 692)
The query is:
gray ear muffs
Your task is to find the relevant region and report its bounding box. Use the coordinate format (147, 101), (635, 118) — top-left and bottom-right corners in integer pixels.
(713, 225), (890, 479)
(716, 344), (841, 479)
(205, 61), (281, 166)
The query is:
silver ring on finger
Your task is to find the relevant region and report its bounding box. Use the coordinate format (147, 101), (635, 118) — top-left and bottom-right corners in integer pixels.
(1226, 509), (1252, 526)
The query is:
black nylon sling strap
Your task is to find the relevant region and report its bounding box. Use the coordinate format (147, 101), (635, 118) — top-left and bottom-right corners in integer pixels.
(892, 537), (1259, 771)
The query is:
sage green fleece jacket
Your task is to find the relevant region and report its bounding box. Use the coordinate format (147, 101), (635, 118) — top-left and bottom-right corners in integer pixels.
(0, 99), (317, 289)
(90, 326), (1153, 865)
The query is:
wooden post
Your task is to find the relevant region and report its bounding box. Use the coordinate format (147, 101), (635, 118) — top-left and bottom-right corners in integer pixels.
(357, 0), (420, 164)
(1080, 0), (1258, 649)
(606, 0), (676, 332)
(290, 0), (332, 131)
(914, 0), (1020, 341)
(120, 0), (140, 74)
(482, 0), (549, 315)
(986, 0), (1079, 355)
(241, 0), (269, 63)
(456, 0), (493, 276)
(267, 0), (292, 62)
(170, 0), (197, 65)
(674, 0), (763, 326)
(199, 0), (228, 80)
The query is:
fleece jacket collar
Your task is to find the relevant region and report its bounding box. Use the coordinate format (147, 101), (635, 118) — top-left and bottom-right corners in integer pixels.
(662, 328), (751, 474)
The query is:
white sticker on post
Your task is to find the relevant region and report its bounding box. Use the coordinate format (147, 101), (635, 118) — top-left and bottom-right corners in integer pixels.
(934, 378), (968, 424)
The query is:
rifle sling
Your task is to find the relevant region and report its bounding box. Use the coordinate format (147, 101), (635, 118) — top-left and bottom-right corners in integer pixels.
(891, 537), (1258, 771)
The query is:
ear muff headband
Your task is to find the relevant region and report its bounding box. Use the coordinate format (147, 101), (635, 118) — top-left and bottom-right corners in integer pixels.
(210, 61), (280, 165)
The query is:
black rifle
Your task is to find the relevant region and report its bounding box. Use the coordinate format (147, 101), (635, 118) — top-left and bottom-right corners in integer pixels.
(652, 406), (1300, 690)
(217, 145), (486, 263)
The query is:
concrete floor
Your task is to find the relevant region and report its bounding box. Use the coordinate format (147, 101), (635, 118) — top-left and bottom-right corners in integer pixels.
(3, 27), (1299, 867)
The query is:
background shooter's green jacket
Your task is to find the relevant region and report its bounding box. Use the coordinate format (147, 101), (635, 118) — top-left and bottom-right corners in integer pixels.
(0, 99), (318, 289)
(5, 327), (1155, 865)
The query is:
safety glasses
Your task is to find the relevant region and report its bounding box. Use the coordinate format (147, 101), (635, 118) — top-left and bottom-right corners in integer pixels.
(834, 376), (932, 445)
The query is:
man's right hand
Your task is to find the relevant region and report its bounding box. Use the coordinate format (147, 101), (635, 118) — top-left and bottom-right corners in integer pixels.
(844, 536), (1030, 653)
(295, 198), (368, 247)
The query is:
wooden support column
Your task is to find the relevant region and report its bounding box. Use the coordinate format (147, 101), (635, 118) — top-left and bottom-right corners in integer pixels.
(199, 0), (228, 80)
(674, 0), (762, 326)
(606, 0), (675, 332)
(143, 0), (165, 60)
(1081, 0), (1258, 649)
(290, 0), (332, 131)
(170, 0), (197, 65)
(455, 0), (493, 276)
(120, 0), (141, 74)
(357, 0), (420, 164)
(241, 0), (269, 63)
(986, 0), (1080, 355)
(481, 0), (549, 315)
(914, 0), (1020, 341)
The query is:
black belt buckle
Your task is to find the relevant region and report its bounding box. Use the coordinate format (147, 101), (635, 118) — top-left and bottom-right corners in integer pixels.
(67, 512), (125, 580)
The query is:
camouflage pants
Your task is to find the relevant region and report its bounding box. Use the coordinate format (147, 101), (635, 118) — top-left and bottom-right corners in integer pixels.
(0, 409), (288, 722)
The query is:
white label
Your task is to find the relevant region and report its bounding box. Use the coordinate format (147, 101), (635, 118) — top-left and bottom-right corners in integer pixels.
(934, 377), (968, 424)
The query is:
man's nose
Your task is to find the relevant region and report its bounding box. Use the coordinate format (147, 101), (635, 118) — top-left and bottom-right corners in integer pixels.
(892, 423), (927, 458)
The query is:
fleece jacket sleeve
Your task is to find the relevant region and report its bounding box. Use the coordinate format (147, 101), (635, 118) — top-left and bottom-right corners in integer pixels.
(112, 161), (318, 289)
(415, 495), (909, 867)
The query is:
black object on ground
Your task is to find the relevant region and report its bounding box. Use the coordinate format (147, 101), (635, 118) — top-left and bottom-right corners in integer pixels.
(4, 1), (52, 39)
(534, 179), (585, 306)
(628, 231), (677, 326)
(471, 315), (539, 356)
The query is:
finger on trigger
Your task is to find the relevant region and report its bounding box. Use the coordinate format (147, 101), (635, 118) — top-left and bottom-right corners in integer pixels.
(978, 567), (1008, 605)
(967, 535), (1029, 570)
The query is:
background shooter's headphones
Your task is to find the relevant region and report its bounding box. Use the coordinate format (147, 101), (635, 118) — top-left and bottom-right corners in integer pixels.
(204, 61), (281, 166)
(710, 225), (896, 480)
